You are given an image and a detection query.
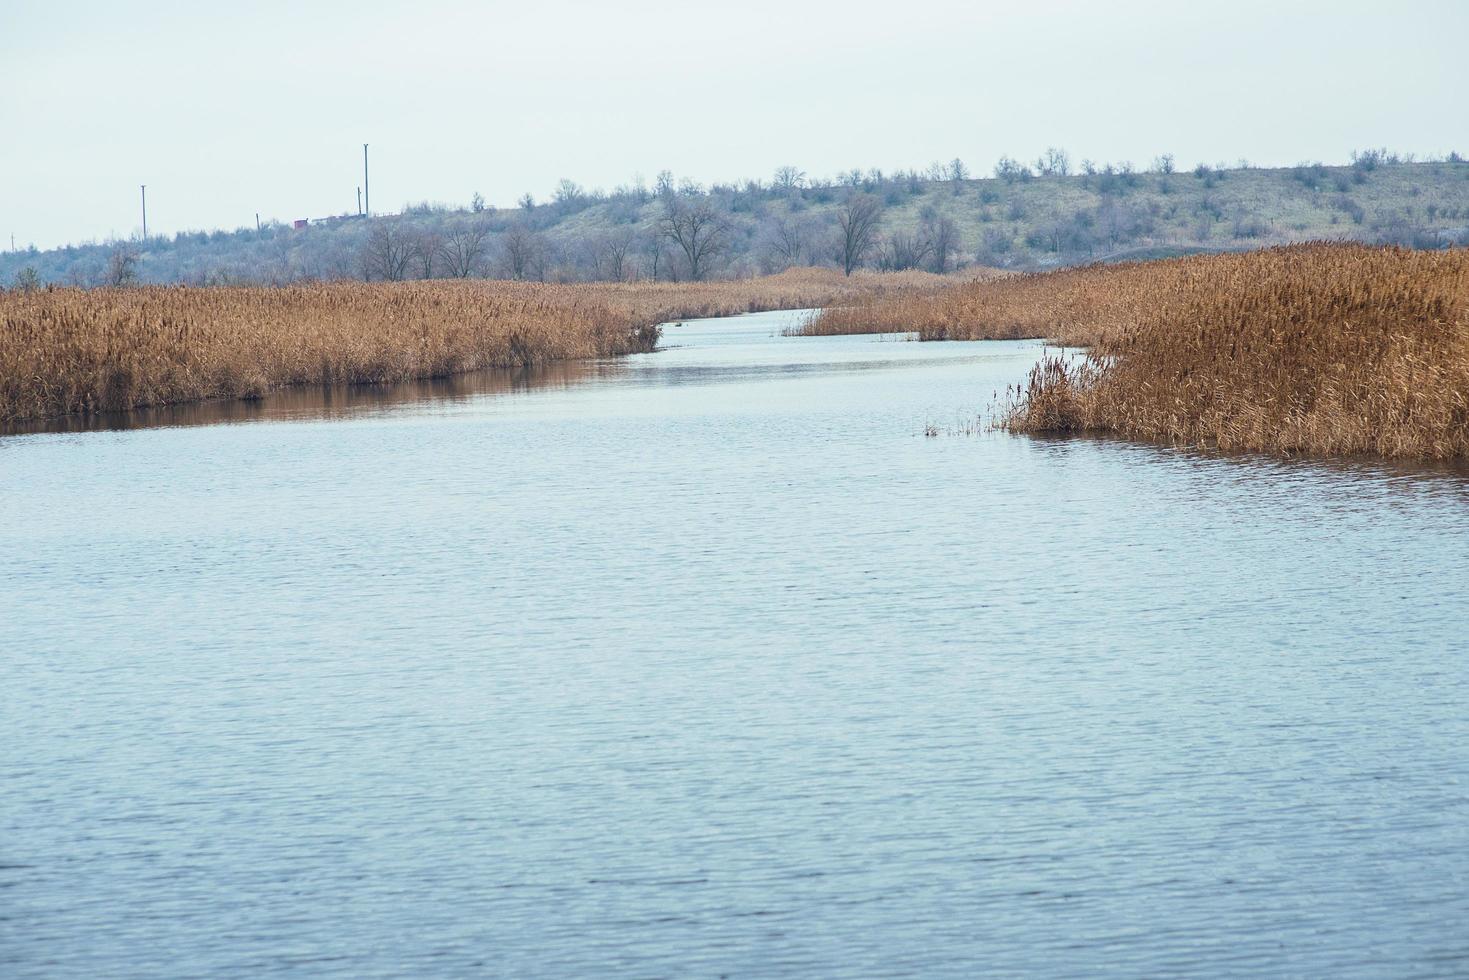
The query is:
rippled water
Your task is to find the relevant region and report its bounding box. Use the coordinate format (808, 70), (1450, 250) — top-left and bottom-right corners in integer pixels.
(3, 309), (1468, 977)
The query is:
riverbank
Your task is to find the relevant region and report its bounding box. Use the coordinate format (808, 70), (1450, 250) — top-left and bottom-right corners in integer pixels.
(0, 269), (948, 423)
(805, 244), (1469, 461)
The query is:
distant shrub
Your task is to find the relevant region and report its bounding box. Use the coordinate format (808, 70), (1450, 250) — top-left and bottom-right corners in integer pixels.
(1194, 196), (1224, 221)
(1231, 215), (1270, 239)
(1332, 195), (1366, 224)
(1290, 163), (1330, 190)
(1351, 148), (1401, 173)
(11, 266), (40, 291)
(994, 156), (1034, 183)
(982, 227), (1014, 255)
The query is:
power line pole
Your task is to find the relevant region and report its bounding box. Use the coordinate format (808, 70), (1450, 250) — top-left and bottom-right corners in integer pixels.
(357, 186), (362, 216)
(140, 184), (148, 240)
(363, 144), (370, 217)
(256, 212), (261, 233)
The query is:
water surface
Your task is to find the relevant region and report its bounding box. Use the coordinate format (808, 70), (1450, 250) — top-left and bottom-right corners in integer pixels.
(3, 309), (1468, 977)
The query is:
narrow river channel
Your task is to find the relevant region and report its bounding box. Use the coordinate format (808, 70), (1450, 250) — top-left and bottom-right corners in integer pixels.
(3, 309), (1467, 977)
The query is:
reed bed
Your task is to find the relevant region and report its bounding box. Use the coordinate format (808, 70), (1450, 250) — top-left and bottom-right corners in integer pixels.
(596, 267), (956, 323)
(811, 244), (1469, 459)
(1000, 245), (1469, 460)
(0, 269), (940, 423)
(796, 267), (1029, 339)
(817, 244), (1466, 459)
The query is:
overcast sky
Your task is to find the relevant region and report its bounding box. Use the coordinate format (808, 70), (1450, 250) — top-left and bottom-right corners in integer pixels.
(3, 0), (1465, 250)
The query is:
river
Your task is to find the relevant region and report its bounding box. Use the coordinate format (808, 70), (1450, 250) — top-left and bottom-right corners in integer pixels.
(3, 309), (1467, 977)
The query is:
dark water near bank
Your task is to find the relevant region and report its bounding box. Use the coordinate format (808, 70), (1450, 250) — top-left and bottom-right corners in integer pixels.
(3, 310), (1468, 978)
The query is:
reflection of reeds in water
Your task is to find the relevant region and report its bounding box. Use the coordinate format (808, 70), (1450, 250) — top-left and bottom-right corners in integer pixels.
(1, 359), (613, 436)
(0, 268), (945, 424)
(809, 244), (1469, 461)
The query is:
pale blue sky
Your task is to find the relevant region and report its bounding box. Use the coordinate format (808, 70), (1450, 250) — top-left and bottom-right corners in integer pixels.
(3, 0), (1465, 250)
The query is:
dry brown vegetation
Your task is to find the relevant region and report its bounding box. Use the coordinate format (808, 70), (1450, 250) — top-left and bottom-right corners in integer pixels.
(0, 268), (943, 423)
(1002, 245), (1469, 459)
(797, 267), (1022, 338)
(592, 267), (957, 322)
(811, 244), (1469, 460)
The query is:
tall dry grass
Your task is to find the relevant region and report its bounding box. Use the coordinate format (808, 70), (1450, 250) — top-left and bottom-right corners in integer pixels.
(809, 244), (1469, 459)
(1001, 245), (1469, 459)
(597, 267), (957, 322)
(797, 267), (1019, 337)
(0, 268), (942, 423)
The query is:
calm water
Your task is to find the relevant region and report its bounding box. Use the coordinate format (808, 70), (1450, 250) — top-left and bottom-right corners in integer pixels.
(3, 309), (1468, 978)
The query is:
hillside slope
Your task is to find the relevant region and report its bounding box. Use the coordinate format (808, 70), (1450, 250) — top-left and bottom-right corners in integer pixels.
(5, 157), (1467, 288)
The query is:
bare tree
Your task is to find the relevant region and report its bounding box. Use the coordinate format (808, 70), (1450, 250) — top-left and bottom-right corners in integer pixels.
(592, 227), (636, 281)
(439, 221), (491, 278)
(105, 242), (140, 286)
(921, 208), (963, 272)
(413, 230), (442, 279)
(773, 165), (807, 190)
(879, 231), (933, 271)
(835, 194), (882, 275)
(662, 197), (729, 281)
(361, 223), (415, 281)
(500, 224), (545, 280)
(947, 158), (970, 193)
(760, 213), (810, 272)
(1036, 147), (1071, 177)
(642, 231), (675, 282)
(553, 178), (586, 213)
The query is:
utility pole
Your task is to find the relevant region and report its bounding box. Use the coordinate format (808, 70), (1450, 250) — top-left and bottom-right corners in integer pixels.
(140, 185), (148, 240)
(357, 186), (362, 216)
(256, 212), (261, 233)
(363, 144), (370, 217)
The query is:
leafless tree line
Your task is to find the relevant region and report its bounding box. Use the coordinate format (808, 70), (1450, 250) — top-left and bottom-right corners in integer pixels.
(19, 150), (1464, 290)
(362, 222), (493, 281)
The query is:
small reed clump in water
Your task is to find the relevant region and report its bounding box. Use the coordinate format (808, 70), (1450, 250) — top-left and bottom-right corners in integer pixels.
(0, 268), (946, 423)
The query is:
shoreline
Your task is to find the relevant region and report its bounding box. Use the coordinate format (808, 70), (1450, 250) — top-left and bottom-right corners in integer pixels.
(0, 269), (951, 427)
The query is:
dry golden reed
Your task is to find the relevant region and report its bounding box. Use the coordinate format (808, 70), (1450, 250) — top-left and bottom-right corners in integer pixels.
(598, 267), (957, 322)
(0, 268), (941, 423)
(813, 244), (1468, 460)
(1001, 245), (1469, 460)
(797, 267), (1019, 338)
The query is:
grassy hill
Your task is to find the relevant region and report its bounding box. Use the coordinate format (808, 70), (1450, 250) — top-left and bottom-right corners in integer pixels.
(4, 154), (1467, 289)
